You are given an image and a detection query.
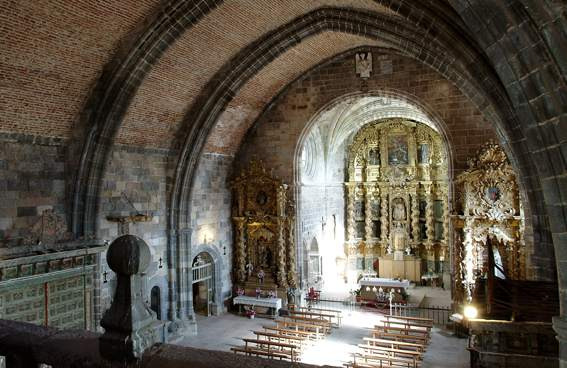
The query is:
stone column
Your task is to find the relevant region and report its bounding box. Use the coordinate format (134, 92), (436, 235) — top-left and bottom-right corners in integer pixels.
(178, 228), (192, 321)
(234, 217), (247, 283)
(345, 183), (356, 242)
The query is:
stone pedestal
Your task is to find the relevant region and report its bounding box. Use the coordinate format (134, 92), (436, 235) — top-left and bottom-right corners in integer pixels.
(99, 234), (161, 361)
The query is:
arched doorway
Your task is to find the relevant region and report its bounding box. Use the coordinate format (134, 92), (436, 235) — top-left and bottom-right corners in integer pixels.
(150, 286), (161, 320)
(192, 252), (214, 317)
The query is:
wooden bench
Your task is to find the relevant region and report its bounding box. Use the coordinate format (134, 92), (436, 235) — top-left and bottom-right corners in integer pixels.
(253, 331), (305, 349)
(262, 325), (316, 341)
(358, 344), (423, 361)
(363, 337), (426, 353)
(238, 338), (299, 362)
(385, 315), (433, 327)
(231, 346), (291, 361)
(276, 320), (325, 339)
(379, 320), (431, 336)
(371, 331), (429, 345)
(353, 352), (420, 368)
(296, 306), (343, 326)
(289, 310), (335, 325)
(286, 315), (333, 332)
(373, 325), (430, 339)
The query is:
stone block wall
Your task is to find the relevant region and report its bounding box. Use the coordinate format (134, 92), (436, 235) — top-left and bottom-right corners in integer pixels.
(236, 50), (497, 181)
(232, 48), (546, 281)
(96, 145), (171, 317)
(0, 133), (68, 247)
(190, 153), (233, 298)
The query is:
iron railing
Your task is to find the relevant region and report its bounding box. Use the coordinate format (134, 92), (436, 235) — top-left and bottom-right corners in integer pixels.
(390, 303), (451, 326)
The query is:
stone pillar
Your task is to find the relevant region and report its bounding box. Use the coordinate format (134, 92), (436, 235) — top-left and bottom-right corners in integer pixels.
(345, 183), (356, 242)
(178, 228), (192, 321)
(234, 217), (247, 283)
(553, 317), (567, 368)
(99, 234), (160, 361)
(380, 187), (389, 251)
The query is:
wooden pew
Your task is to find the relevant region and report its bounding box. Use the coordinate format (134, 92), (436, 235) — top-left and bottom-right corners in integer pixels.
(296, 306), (343, 326)
(371, 331), (429, 345)
(358, 344), (423, 362)
(373, 325), (430, 340)
(353, 352), (419, 368)
(379, 320), (431, 336)
(286, 315), (333, 333)
(253, 330), (305, 349)
(276, 320), (325, 339)
(262, 325), (317, 341)
(385, 315), (433, 328)
(233, 337), (299, 362)
(231, 346), (291, 361)
(289, 310), (335, 326)
(362, 337), (426, 353)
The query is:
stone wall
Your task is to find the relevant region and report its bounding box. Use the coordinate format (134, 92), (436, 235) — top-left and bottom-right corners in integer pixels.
(234, 49), (502, 282)
(190, 153), (233, 299)
(0, 133), (68, 248)
(97, 145), (171, 318)
(236, 50), (497, 181)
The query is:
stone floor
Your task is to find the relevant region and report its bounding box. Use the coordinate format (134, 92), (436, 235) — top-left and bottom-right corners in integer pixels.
(177, 308), (469, 367)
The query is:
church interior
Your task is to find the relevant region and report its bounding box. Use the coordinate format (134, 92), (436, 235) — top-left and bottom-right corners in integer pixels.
(0, 1), (566, 367)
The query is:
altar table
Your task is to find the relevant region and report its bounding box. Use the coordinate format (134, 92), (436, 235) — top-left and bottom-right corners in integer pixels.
(233, 296), (282, 317)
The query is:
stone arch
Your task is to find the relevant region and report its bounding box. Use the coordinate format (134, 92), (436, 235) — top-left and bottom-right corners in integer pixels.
(292, 89), (457, 289)
(68, 2), (561, 330)
(150, 285), (162, 320)
(189, 244), (225, 320)
(169, 8), (541, 322)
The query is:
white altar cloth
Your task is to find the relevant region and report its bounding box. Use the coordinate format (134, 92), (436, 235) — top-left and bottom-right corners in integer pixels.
(233, 296), (282, 313)
(359, 277), (410, 289)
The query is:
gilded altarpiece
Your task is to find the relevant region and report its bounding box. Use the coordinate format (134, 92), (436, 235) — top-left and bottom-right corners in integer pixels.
(345, 119), (449, 283)
(452, 143), (525, 303)
(231, 161), (297, 290)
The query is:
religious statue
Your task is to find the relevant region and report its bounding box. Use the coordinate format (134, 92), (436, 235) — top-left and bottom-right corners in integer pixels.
(391, 223), (407, 251)
(392, 199), (406, 221)
(355, 51), (372, 78)
(368, 147), (380, 165)
(245, 261), (254, 280)
(257, 268), (265, 284)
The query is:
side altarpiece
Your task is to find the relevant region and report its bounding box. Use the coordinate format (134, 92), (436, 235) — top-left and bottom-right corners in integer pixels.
(231, 161), (297, 290)
(452, 143), (525, 303)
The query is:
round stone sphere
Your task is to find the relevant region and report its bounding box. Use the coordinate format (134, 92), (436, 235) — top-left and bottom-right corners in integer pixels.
(106, 234), (151, 275)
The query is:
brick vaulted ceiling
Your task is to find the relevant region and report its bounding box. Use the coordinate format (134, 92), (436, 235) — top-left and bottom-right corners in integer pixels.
(2, 1), (566, 266)
(0, 0), (392, 145)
